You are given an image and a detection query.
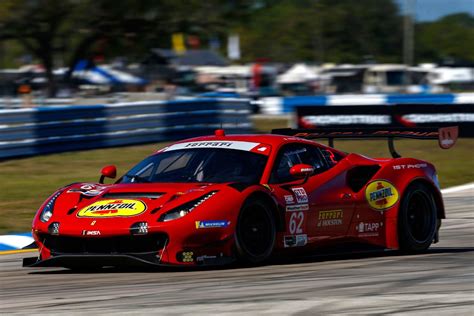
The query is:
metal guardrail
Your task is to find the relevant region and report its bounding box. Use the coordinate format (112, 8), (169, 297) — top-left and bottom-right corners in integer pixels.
(0, 98), (253, 159)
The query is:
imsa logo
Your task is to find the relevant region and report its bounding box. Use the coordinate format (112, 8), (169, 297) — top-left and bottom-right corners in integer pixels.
(365, 180), (399, 211)
(77, 199), (147, 218)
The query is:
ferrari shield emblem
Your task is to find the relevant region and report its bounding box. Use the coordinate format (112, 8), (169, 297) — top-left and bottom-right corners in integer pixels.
(438, 126), (458, 149)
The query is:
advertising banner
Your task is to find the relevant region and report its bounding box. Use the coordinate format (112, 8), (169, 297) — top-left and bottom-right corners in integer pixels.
(296, 104), (474, 137)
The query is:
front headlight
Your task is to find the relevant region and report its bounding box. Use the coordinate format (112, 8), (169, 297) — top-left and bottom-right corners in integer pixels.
(39, 191), (61, 223)
(158, 191), (218, 222)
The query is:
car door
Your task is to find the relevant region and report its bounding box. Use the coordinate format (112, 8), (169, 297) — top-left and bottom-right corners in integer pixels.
(269, 143), (355, 247)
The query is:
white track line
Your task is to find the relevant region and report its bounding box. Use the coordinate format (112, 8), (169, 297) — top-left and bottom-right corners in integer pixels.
(441, 182), (474, 194)
(0, 235), (34, 248)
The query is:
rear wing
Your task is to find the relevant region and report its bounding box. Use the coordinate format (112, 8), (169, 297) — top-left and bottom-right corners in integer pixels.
(271, 126), (458, 158)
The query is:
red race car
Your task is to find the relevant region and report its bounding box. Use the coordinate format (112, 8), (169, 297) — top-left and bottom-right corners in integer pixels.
(23, 127), (457, 269)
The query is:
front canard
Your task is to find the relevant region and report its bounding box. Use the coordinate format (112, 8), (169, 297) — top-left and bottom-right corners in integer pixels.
(77, 199), (147, 218)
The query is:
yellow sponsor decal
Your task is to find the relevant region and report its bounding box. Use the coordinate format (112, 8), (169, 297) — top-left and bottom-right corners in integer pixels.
(318, 209), (343, 220)
(77, 199), (147, 218)
(317, 209), (343, 227)
(365, 180), (399, 211)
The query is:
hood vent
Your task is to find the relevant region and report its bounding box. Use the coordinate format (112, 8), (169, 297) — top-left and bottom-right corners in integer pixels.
(102, 192), (164, 199)
(67, 207), (77, 215)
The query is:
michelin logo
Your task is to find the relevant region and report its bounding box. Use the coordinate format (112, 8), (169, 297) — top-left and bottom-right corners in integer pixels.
(195, 220), (231, 229)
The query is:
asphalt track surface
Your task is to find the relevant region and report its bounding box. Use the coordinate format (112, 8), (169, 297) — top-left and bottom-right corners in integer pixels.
(1, 187), (473, 315)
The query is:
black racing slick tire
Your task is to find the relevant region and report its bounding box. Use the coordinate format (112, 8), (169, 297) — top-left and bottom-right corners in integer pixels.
(398, 183), (438, 252)
(235, 198), (276, 264)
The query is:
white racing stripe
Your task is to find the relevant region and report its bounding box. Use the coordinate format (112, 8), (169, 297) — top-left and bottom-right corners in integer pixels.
(164, 140), (261, 152)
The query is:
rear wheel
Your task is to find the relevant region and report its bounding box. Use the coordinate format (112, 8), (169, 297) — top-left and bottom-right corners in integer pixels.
(235, 198), (276, 264)
(398, 183), (437, 252)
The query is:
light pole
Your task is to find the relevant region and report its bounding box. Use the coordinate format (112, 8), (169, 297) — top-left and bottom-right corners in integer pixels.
(403, 0), (416, 66)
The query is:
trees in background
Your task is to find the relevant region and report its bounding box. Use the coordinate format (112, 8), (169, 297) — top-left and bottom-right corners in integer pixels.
(0, 0), (473, 95)
(0, 0), (163, 96)
(240, 0), (403, 63)
(416, 13), (474, 64)
(0, 0), (255, 95)
(0, 0), (72, 96)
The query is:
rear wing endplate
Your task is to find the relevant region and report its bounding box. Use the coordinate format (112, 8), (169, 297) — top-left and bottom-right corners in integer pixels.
(271, 126), (458, 158)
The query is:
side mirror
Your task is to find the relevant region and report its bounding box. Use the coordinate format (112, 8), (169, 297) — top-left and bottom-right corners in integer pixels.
(99, 165), (117, 184)
(289, 164), (314, 179)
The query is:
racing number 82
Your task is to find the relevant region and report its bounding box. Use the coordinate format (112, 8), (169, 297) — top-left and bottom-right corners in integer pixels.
(289, 212), (304, 234)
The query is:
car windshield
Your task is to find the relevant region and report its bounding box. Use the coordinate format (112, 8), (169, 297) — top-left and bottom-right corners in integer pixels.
(119, 148), (268, 184)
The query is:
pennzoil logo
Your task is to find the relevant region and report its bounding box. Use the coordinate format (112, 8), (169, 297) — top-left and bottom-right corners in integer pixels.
(77, 199), (147, 218)
(365, 180), (399, 211)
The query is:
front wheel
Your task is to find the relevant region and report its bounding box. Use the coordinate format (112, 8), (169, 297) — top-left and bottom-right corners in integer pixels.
(398, 183), (438, 252)
(235, 198), (276, 264)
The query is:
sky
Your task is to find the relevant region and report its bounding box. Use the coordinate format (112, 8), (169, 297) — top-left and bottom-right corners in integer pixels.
(396, 0), (474, 21)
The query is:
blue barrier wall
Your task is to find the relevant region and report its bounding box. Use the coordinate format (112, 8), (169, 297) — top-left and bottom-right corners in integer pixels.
(0, 98), (253, 159)
(259, 93), (474, 114)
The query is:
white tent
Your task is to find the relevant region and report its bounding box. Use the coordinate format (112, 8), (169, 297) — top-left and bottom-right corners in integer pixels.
(70, 60), (147, 85)
(72, 65), (147, 85)
(277, 64), (319, 84)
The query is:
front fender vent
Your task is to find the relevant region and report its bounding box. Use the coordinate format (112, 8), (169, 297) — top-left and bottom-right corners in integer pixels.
(347, 165), (381, 192)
